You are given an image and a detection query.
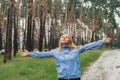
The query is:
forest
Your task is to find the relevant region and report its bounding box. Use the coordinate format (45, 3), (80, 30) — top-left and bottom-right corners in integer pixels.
(0, 0), (120, 63)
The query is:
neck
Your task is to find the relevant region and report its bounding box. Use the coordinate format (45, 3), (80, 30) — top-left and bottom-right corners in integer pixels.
(62, 45), (69, 49)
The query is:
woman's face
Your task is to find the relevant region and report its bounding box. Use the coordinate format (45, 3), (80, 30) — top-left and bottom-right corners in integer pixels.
(60, 34), (70, 45)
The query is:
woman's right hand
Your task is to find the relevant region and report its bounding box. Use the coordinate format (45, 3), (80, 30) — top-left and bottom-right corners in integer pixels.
(103, 37), (112, 43)
(20, 50), (29, 57)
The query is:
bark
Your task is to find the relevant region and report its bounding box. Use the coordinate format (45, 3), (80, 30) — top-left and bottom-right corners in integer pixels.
(31, 0), (36, 51)
(26, 0), (33, 51)
(17, 0), (20, 50)
(4, 0), (14, 63)
(13, 6), (18, 57)
(38, 0), (45, 51)
(48, 0), (56, 50)
(117, 29), (120, 48)
(43, 0), (47, 49)
(0, 26), (2, 50)
(0, 3), (3, 50)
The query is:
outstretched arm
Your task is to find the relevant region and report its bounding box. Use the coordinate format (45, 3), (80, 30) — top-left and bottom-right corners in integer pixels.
(20, 50), (54, 58)
(79, 38), (111, 53)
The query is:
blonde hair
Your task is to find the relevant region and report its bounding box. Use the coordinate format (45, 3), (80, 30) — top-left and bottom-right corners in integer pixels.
(58, 34), (80, 52)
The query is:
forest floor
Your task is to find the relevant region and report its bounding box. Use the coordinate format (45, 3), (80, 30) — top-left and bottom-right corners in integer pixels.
(81, 50), (120, 80)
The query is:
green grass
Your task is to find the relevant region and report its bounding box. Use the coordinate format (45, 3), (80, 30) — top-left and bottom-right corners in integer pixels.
(0, 55), (57, 80)
(0, 47), (110, 80)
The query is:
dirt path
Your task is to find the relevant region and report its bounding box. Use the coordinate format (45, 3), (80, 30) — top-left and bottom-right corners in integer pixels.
(81, 50), (120, 80)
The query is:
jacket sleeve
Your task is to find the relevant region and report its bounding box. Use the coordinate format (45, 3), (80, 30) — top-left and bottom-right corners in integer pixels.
(28, 50), (54, 58)
(79, 40), (104, 54)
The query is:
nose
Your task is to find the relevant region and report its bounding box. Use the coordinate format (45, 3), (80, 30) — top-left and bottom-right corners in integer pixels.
(61, 35), (69, 39)
(63, 37), (66, 39)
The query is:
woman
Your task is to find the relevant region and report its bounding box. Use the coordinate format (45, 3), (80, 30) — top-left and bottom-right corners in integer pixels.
(20, 34), (111, 80)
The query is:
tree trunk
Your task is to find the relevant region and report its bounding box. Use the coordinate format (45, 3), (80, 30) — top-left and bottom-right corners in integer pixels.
(91, 31), (95, 42)
(117, 29), (120, 48)
(31, 0), (36, 51)
(0, 25), (2, 50)
(13, 5), (18, 57)
(26, 0), (33, 51)
(43, 0), (47, 49)
(17, 0), (20, 50)
(4, 0), (14, 63)
(0, 2), (3, 50)
(31, 20), (35, 51)
(38, 0), (45, 51)
(48, 0), (56, 50)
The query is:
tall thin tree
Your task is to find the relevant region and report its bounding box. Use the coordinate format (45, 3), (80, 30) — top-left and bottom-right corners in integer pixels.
(38, 0), (45, 51)
(0, 1), (3, 50)
(31, 0), (36, 51)
(4, 0), (14, 63)
(13, 0), (18, 57)
(26, 0), (33, 51)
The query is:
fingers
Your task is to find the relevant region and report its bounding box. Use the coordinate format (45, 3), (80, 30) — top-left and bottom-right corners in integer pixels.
(103, 37), (112, 43)
(19, 52), (24, 56)
(19, 50), (29, 57)
(105, 38), (112, 43)
(107, 38), (112, 41)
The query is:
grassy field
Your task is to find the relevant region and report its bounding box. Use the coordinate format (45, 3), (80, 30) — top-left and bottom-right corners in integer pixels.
(0, 48), (109, 80)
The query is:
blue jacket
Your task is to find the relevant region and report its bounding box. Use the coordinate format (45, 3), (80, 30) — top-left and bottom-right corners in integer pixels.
(28, 40), (104, 79)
